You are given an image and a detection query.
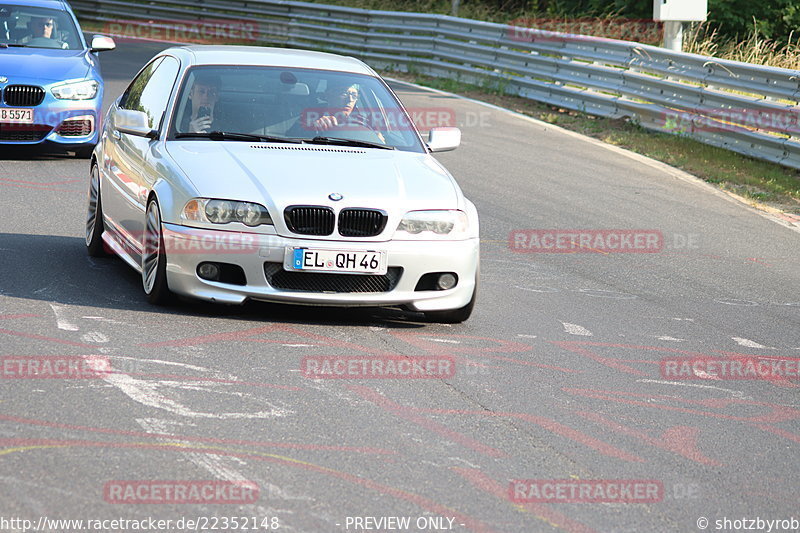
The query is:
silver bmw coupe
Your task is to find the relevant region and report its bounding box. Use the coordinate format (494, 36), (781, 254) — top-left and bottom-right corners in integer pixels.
(86, 46), (479, 322)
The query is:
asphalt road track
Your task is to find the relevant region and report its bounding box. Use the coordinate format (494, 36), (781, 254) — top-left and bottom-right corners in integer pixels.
(0, 39), (798, 533)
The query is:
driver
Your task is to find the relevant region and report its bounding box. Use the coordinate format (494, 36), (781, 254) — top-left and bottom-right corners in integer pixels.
(19, 16), (57, 44)
(309, 83), (385, 142)
(181, 73), (222, 133)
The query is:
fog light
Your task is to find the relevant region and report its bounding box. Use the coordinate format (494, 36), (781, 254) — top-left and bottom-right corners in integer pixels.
(197, 262), (220, 281)
(437, 273), (457, 290)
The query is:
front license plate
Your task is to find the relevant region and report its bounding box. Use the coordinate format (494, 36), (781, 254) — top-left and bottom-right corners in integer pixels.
(287, 248), (388, 275)
(0, 108), (34, 124)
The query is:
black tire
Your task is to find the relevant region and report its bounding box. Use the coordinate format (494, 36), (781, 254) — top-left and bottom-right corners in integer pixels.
(85, 163), (109, 257)
(423, 278), (478, 324)
(142, 198), (174, 305)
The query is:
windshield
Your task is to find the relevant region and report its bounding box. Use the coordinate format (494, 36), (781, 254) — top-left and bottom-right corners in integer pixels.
(169, 66), (426, 153)
(0, 3), (82, 50)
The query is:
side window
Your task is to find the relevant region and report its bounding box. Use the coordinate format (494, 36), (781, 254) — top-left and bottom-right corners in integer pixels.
(120, 56), (180, 130)
(119, 58), (162, 111)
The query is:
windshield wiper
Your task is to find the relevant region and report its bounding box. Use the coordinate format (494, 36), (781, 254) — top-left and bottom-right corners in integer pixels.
(305, 136), (395, 150)
(0, 44), (26, 48)
(175, 131), (302, 144)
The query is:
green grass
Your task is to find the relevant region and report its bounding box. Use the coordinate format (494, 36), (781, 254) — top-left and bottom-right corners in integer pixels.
(396, 72), (800, 211)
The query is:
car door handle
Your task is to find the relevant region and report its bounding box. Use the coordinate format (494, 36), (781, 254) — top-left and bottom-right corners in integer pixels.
(112, 130), (121, 140)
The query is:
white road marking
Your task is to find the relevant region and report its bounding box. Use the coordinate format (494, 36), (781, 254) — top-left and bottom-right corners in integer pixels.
(86, 356), (289, 419)
(137, 418), (312, 504)
(369, 326), (385, 332)
(514, 285), (560, 293)
(517, 334), (537, 339)
(732, 337), (772, 349)
(428, 338), (461, 344)
(49, 304), (78, 331)
(108, 355), (210, 373)
(562, 322), (593, 336)
(81, 332), (109, 343)
(656, 336), (685, 342)
(82, 316), (127, 325)
(691, 367), (720, 380)
(637, 379), (751, 399)
(281, 344), (315, 347)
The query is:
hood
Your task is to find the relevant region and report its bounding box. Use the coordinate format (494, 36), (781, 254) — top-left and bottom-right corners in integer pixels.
(167, 142), (461, 223)
(0, 48), (92, 83)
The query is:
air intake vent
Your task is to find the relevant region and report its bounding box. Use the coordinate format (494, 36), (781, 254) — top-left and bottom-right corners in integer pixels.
(264, 263), (402, 293)
(284, 205), (335, 236)
(338, 208), (387, 237)
(0, 125), (51, 141)
(56, 118), (93, 137)
(251, 145), (365, 153)
(4, 85), (45, 106)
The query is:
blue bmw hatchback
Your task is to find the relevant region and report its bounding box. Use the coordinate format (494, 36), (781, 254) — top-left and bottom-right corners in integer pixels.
(0, 0), (115, 157)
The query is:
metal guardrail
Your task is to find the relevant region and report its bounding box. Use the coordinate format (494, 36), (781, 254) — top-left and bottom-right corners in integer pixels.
(71, 0), (800, 169)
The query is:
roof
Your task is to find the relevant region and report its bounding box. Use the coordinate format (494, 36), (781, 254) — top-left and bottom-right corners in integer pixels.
(4, 0), (70, 10)
(168, 45), (375, 76)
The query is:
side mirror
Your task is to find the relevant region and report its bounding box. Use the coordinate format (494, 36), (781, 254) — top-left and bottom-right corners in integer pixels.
(115, 109), (156, 138)
(91, 35), (116, 52)
(427, 127), (461, 153)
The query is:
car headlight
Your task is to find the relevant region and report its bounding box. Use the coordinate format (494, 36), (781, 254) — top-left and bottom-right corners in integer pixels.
(395, 210), (470, 239)
(181, 199), (273, 227)
(51, 80), (99, 100)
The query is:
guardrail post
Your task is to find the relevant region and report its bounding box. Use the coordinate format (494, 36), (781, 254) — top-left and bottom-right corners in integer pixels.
(662, 21), (683, 51)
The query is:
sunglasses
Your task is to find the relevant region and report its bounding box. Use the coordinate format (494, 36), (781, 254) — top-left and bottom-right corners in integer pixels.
(35, 21), (54, 27)
(194, 86), (218, 96)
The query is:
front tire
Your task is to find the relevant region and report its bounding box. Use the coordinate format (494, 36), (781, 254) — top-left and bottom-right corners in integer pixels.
(85, 163), (108, 257)
(142, 198), (174, 305)
(423, 278), (477, 324)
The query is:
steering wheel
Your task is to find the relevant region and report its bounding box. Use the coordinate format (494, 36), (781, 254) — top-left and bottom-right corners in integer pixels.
(22, 36), (64, 48)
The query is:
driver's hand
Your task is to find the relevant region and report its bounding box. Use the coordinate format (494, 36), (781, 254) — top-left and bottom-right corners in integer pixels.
(189, 116), (212, 133)
(313, 115), (338, 131)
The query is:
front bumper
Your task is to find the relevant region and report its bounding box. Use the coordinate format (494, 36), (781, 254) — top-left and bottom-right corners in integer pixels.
(0, 97), (100, 149)
(162, 223), (479, 311)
